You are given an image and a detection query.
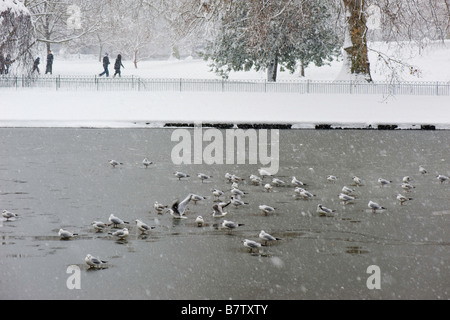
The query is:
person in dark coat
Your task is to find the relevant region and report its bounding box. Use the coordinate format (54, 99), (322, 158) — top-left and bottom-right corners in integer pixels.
(99, 53), (110, 77)
(45, 50), (54, 74)
(5, 54), (13, 75)
(32, 57), (40, 74)
(113, 54), (125, 78)
(0, 53), (5, 75)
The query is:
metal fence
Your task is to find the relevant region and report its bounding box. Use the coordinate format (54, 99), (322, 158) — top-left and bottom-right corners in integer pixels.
(1, 75), (449, 95)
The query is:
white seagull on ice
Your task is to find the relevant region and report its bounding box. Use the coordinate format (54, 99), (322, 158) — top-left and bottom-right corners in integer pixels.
(2, 210), (18, 221)
(109, 227), (129, 239)
(168, 194), (192, 219)
(242, 239), (262, 252)
(259, 230), (281, 245)
(317, 204), (335, 216)
(85, 254), (108, 269)
(368, 201), (386, 213)
(59, 228), (78, 240)
(109, 214), (129, 227)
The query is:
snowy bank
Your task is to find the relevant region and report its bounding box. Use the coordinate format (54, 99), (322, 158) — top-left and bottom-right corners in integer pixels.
(1, 91), (449, 129)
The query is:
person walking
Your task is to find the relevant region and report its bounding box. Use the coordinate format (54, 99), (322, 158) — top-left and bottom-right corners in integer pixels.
(45, 50), (54, 75)
(32, 57), (40, 74)
(113, 54), (124, 77)
(5, 54), (13, 75)
(99, 53), (110, 77)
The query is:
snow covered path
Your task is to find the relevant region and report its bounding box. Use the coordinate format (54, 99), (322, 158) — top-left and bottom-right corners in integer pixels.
(1, 90), (449, 129)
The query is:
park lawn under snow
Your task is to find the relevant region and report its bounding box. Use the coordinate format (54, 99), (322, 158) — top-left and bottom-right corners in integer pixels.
(1, 40), (449, 128)
(53, 41), (450, 82)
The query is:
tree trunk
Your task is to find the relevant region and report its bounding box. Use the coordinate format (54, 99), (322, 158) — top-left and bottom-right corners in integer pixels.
(342, 0), (372, 82)
(98, 44), (103, 62)
(134, 50), (138, 68)
(300, 59), (305, 77)
(267, 54), (278, 82)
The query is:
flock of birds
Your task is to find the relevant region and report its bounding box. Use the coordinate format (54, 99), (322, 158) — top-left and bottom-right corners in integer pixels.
(2, 157), (449, 269)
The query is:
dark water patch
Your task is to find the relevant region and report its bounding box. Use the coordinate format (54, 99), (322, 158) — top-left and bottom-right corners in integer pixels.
(345, 246), (370, 255)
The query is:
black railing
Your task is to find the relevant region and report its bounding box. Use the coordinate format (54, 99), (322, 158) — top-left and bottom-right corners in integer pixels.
(0, 75), (449, 95)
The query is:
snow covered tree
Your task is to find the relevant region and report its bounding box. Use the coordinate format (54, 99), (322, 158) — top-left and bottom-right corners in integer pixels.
(23, 0), (100, 53)
(0, 0), (35, 74)
(114, 0), (162, 68)
(336, 0), (450, 82)
(201, 0), (340, 81)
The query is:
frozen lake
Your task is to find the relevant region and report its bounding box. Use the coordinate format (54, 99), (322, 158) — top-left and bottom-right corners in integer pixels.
(0, 128), (449, 299)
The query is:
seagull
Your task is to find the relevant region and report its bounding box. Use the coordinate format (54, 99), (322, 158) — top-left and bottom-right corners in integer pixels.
(91, 221), (107, 232)
(135, 219), (154, 234)
(294, 187), (315, 200)
(212, 201), (231, 218)
(338, 193), (356, 204)
(85, 254), (108, 269)
(109, 227), (129, 239)
(108, 214), (129, 227)
(249, 175), (262, 185)
(2, 210), (18, 221)
(419, 165), (427, 175)
(211, 189), (224, 200)
(271, 178), (286, 187)
(230, 174), (244, 183)
(190, 194), (206, 205)
(59, 228), (78, 240)
(230, 187), (247, 197)
(195, 216), (204, 227)
(259, 205), (276, 216)
(327, 175), (337, 183)
(174, 171), (190, 180)
(242, 239), (262, 252)
(353, 176), (363, 186)
(397, 194), (413, 205)
(368, 201), (386, 213)
(259, 230), (281, 245)
(264, 183), (272, 192)
(221, 219), (244, 232)
(154, 201), (168, 214)
(402, 176), (412, 183)
(437, 174), (449, 184)
(291, 176), (306, 187)
(230, 196), (248, 207)
(341, 186), (356, 195)
(109, 160), (123, 168)
(258, 168), (273, 179)
(197, 173), (212, 183)
(168, 194), (192, 219)
(231, 182), (239, 189)
(378, 178), (392, 186)
(224, 172), (233, 182)
(401, 183), (415, 192)
(317, 204), (335, 216)
(142, 158), (153, 168)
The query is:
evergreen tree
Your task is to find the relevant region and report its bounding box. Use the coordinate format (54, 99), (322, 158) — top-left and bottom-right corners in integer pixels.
(201, 0), (340, 81)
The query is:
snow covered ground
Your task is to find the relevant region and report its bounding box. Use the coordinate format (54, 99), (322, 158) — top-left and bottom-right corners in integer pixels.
(1, 41), (450, 129)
